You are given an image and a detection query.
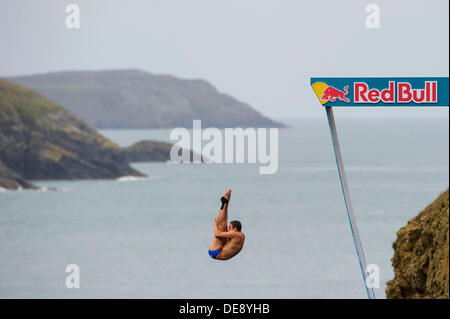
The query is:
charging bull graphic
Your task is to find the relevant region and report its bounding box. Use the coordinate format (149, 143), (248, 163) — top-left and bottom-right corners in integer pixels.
(321, 85), (350, 103)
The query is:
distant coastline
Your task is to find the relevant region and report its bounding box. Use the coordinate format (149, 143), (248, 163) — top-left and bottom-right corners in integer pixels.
(6, 69), (285, 129)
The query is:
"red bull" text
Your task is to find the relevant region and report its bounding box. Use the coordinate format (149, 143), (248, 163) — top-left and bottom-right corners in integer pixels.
(354, 81), (437, 104)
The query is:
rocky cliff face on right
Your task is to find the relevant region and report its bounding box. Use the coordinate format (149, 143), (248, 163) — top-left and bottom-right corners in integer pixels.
(386, 190), (449, 299)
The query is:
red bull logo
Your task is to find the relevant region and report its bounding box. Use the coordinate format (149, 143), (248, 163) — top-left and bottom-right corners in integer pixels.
(321, 85), (350, 103)
(311, 82), (350, 105)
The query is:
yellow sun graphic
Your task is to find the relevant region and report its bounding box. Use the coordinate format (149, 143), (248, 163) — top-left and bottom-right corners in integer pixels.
(311, 82), (329, 105)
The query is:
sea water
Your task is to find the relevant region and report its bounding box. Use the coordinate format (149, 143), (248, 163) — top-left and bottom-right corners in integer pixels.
(0, 118), (448, 298)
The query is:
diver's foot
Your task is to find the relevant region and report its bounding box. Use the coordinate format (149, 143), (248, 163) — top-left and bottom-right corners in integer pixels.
(220, 196), (228, 209)
(220, 189), (231, 209)
(224, 189), (231, 202)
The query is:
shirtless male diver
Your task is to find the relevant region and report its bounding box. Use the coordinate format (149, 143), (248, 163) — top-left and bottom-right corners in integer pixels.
(208, 189), (245, 260)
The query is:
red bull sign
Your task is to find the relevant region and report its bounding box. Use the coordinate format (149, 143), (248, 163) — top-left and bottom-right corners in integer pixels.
(313, 76), (449, 300)
(311, 77), (449, 107)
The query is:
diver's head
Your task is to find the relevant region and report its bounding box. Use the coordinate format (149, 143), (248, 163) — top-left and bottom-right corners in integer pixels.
(229, 220), (242, 232)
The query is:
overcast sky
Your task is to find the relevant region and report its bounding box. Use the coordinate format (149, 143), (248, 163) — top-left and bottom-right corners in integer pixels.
(0, 0), (448, 119)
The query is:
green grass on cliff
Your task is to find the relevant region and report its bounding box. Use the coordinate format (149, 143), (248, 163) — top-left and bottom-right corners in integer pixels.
(0, 78), (61, 121)
(0, 78), (120, 150)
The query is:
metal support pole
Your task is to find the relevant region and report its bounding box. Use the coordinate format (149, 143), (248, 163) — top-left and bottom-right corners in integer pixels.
(325, 106), (376, 299)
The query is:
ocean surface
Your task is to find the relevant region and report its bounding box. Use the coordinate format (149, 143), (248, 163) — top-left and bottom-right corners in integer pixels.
(0, 118), (448, 298)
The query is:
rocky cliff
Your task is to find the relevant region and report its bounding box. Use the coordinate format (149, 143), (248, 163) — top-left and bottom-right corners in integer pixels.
(0, 160), (37, 190)
(121, 140), (178, 163)
(7, 69), (285, 129)
(0, 78), (144, 190)
(386, 190), (449, 299)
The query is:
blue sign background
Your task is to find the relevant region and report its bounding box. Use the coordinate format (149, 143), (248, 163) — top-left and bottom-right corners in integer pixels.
(311, 77), (449, 107)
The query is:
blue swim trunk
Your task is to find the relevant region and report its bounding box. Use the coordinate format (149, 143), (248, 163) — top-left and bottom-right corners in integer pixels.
(208, 249), (221, 259)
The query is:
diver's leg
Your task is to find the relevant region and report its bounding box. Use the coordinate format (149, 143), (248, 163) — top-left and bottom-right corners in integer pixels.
(209, 234), (225, 251)
(209, 189), (231, 251)
(215, 189), (231, 231)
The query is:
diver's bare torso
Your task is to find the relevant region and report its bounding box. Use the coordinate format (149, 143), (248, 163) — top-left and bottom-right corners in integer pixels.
(215, 234), (245, 260)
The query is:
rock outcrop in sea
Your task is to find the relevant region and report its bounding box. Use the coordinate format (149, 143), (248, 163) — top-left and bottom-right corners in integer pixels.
(120, 140), (198, 163)
(386, 190), (449, 299)
(0, 160), (37, 190)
